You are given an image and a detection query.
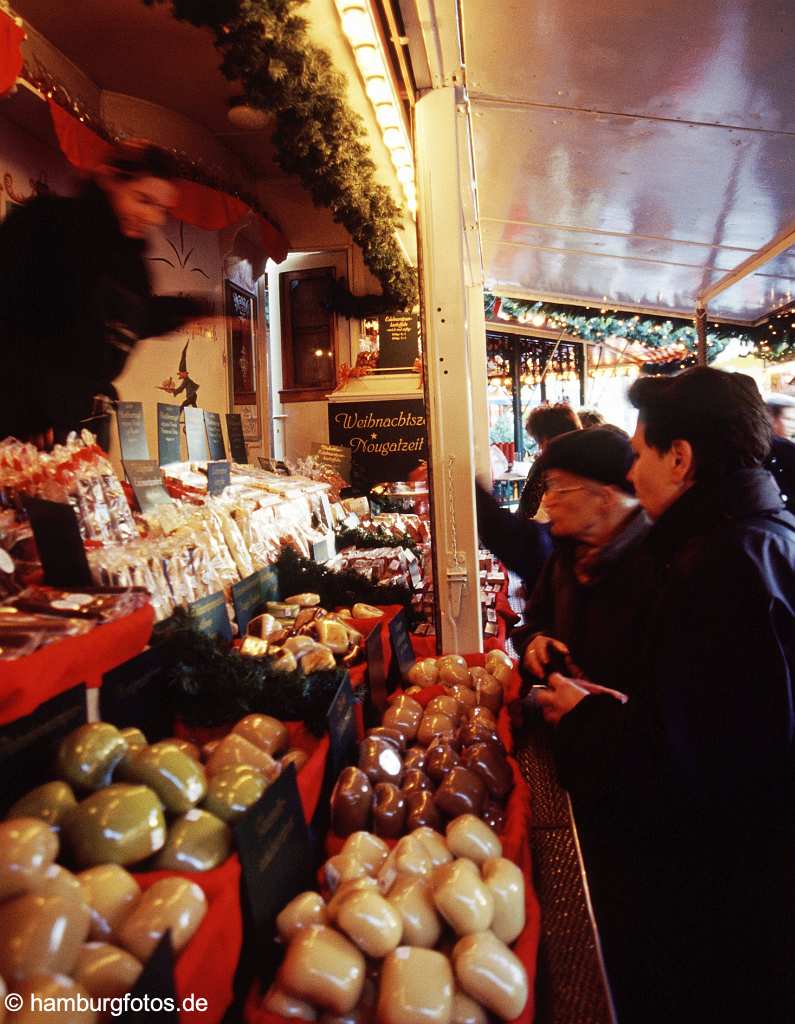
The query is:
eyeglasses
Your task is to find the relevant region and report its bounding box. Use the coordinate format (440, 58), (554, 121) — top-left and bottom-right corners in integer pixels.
(542, 483), (588, 498)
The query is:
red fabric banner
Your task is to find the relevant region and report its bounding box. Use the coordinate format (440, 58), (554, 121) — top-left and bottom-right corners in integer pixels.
(48, 101), (288, 262)
(0, 11), (24, 97)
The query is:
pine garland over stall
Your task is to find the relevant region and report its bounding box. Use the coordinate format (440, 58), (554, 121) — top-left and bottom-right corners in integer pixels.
(144, 0), (417, 315)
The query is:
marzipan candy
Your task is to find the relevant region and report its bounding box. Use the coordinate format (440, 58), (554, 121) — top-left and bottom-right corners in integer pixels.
(331, 768), (373, 837)
(451, 989), (489, 1024)
(123, 742), (206, 813)
(63, 784), (167, 867)
(412, 827), (453, 868)
(233, 714), (289, 757)
(377, 948), (453, 1024)
(383, 696), (423, 741)
(56, 723), (128, 792)
(279, 925), (365, 1015)
(7, 782), (77, 832)
(425, 696), (463, 722)
(206, 734), (280, 779)
(0, 893), (90, 980)
(325, 853), (369, 893)
(117, 877), (207, 960)
(284, 635), (319, 657)
(11, 974), (96, 1024)
(406, 659), (438, 688)
(481, 857), (525, 944)
(452, 930), (528, 1020)
(77, 865), (141, 942)
(269, 647), (299, 673)
(341, 832), (389, 875)
(445, 816), (502, 865)
(449, 684), (477, 709)
(0, 818), (59, 900)
(74, 942), (143, 999)
(434, 768), (487, 820)
(248, 613), (286, 640)
(266, 602), (300, 619)
(336, 889), (403, 957)
(484, 650), (514, 686)
(472, 673), (502, 713)
(386, 877), (442, 948)
(240, 636), (270, 658)
(438, 662), (470, 687)
(263, 984), (318, 1020)
(285, 593), (321, 607)
(163, 738), (201, 763)
(203, 764), (267, 823)
(277, 891), (328, 943)
(416, 713), (455, 747)
(154, 809), (231, 872)
(315, 619), (351, 655)
(432, 859), (494, 936)
(326, 878), (379, 922)
(351, 603), (383, 620)
(302, 647), (337, 673)
(26, 864), (83, 901)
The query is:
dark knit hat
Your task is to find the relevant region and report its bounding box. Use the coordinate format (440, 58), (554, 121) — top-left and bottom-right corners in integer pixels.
(537, 426), (635, 494)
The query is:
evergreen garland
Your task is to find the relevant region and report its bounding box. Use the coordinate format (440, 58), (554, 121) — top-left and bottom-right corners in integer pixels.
(143, 0), (417, 314)
(275, 546), (420, 625)
(155, 608), (353, 730)
(334, 525), (422, 561)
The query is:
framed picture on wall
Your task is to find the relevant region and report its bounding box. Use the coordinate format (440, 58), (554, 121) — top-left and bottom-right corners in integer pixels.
(226, 280), (260, 441)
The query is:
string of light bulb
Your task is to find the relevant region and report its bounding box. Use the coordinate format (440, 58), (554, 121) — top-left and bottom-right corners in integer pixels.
(334, 0), (416, 216)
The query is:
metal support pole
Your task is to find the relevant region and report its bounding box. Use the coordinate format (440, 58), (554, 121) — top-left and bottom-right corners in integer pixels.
(416, 85), (483, 652)
(695, 306), (707, 366)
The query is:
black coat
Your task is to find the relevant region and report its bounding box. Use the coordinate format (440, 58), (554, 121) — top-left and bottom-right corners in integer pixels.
(554, 469), (795, 1021)
(474, 481), (553, 588)
(0, 182), (202, 438)
(766, 433), (795, 509)
(512, 506), (652, 695)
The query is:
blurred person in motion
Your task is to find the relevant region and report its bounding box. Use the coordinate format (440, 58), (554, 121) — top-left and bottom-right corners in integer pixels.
(764, 392), (795, 509)
(533, 368), (795, 1023)
(576, 407), (605, 429)
(0, 140), (209, 448)
(475, 404), (582, 591)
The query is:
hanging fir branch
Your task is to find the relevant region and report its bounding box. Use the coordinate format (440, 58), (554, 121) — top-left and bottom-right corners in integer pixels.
(143, 0), (417, 314)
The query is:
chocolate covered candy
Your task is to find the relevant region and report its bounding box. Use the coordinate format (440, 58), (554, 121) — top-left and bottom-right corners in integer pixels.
(371, 783), (406, 839)
(425, 744), (460, 786)
(331, 768), (373, 838)
(433, 768), (487, 819)
(359, 737), (403, 787)
(461, 743), (512, 799)
(405, 790), (440, 831)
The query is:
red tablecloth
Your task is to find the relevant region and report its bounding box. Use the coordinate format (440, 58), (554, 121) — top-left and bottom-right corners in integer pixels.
(0, 605), (155, 724)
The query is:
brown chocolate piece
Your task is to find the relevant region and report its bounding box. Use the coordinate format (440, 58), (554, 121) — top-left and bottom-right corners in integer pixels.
(457, 722), (504, 751)
(461, 743), (513, 799)
(331, 768), (373, 837)
(433, 767), (487, 818)
(371, 783), (406, 839)
(366, 727), (406, 751)
(482, 802), (507, 833)
(403, 748), (427, 773)
(425, 743), (460, 786)
(401, 769), (433, 797)
(405, 790), (441, 831)
(358, 738), (404, 787)
(468, 706), (497, 729)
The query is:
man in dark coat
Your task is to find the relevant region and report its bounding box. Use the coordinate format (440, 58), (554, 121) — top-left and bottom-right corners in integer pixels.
(0, 141), (205, 444)
(535, 368), (795, 1023)
(764, 392), (795, 509)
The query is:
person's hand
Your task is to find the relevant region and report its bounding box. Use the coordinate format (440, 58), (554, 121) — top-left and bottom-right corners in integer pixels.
(523, 635), (570, 678)
(532, 673), (628, 726)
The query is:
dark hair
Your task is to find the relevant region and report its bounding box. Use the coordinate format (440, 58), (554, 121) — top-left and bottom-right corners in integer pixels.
(526, 403), (582, 444)
(578, 409), (606, 429)
(628, 368), (771, 481)
(105, 140), (178, 182)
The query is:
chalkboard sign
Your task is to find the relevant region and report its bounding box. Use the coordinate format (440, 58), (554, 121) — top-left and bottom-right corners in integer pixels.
(0, 685), (86, 812)
(235, 765), (312, 985)
(116, 402), (150, 461)
(225, 413), (248, 464)
(328, 399), (427, 489)
(118, 933), (179, 1024)
(204, 411), (227, 461)
(366, 624), (388, 714)
(157, 403), (182, 465)
(231, 566), (279, 634)
(190, 591), (232, 642)
(124, 460), (173, 514)
(388, 609), (416, 681)
(100, 647), (172, 742)
(311, 443), (352, 484)
(207, 460), (231, 496)
(327, 675), (357, 781)
(378, 313), (420, 370)
(184, 407), (210, 461)
(24, 497), (92, 588)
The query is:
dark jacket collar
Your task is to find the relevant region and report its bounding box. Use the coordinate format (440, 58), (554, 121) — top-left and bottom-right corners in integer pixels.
(78, 181), (146, 255)
(647, 468), (786, 559)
